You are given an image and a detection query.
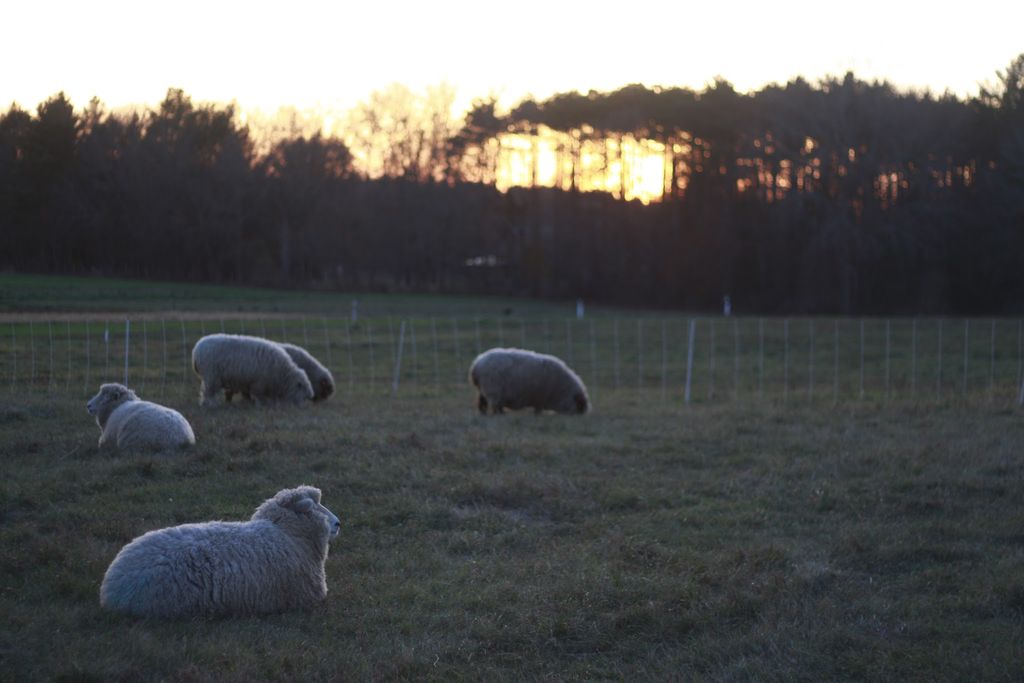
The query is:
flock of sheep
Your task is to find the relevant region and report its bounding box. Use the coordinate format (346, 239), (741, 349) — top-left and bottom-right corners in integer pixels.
(91, 333), (590, 619)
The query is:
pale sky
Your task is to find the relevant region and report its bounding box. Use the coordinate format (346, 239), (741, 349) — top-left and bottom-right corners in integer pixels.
(3, 0), (1021, 118)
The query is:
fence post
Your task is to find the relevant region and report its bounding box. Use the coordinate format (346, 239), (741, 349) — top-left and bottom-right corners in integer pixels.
(431, 317), (440, 392)
(962, 319), (969, 399)
(709, 318), (716, 400)
(660, 319), (668, 403)
(783, 319), (789, 404)
(637, 319), (644, 391)
(452, 318), (461, 385)
(302, 317), (309, 347)
(392, 320), (406, 395)
(885, 320), (891, 403)
(48, 321), (54, 392)
(911, 319), (917, 400)
(989, 320), (996, 404)
(613, 319), (621, 389)
(859, 319), (865, 401)
(84, 321), (90, 394)
(140, 319), (148, 395)
(124, 319), (130, 387)
(409, 319), (418, 387)
(565, 319), (573, 367)
(322, 318), (333, 372)
(103, 321), (109, 385)
(10, 323), (16, 392)
(733, 318), (740, 401)
(29, 321), (35, 390)
(366, 321), (376, 392)
(808, 320), (815, 402)
(589, 319), (597, 399)
(65, 321), (72, 391)
(160, 319), (167, 400)
(181, 320), (188, 397)
(684, 319), (696, 405)
(345, 321), (354, 397)
(937, 319), (944, 401)
(833, 319), (839, 406)
(758, 318), (764, 400)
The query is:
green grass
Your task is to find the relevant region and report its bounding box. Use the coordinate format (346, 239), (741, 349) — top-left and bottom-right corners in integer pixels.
(1, 390), (1023, 681)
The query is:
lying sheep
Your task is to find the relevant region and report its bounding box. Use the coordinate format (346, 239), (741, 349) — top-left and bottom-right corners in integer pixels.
(191, 333), (313, 406)
(469, 347), (590, 415)
(86, 383), (195, 453)
(225, 342), (335, 403)
(100, 485), (341, 618)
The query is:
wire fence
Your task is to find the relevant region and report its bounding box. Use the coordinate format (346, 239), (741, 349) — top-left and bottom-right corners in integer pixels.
(2, 316), (1023, 408)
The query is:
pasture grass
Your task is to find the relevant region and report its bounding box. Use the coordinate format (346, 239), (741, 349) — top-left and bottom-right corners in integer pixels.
(1, 389), (1022, 681)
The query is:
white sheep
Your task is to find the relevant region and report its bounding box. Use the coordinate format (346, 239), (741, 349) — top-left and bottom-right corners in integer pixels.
(279, 342), (335, 401)
(469, 347), (590, 415)
(86, 383), (196, 453)
(100, 485), (341, 618)
(191, 333), (313, 406)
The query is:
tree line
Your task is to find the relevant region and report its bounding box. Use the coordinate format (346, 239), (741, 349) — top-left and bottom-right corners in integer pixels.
(1, 56), (1022, 314)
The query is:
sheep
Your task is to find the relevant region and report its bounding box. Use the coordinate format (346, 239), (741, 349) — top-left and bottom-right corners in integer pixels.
(279, 342), (335, 401)
(469, 347), (590, 415)
(191, 333), (313, 406)
(86, 383), (196, 453)
(100, 485), (341, 618)
(220, 341), (334, 403)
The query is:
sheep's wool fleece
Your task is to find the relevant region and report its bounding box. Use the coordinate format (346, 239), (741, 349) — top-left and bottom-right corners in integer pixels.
(192, 334), (313, 405)
(100, 486), (338, 618)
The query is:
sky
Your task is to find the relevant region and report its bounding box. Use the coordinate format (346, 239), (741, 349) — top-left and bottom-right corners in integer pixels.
(3, 0), (1022, 118)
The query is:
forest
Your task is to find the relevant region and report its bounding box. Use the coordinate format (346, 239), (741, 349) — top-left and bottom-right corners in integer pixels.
(1, 55), (1022, 315)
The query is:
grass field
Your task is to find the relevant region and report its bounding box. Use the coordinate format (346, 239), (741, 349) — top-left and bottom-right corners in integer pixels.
(1, 274), (1023, 680)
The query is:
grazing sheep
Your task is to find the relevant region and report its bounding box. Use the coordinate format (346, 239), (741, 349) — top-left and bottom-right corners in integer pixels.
(279, 343), (335, 401)
(86, 383), (195, 453)
(469, 347), (590, 415)
(100, 485), (341, 618)
(191, 333), (313, 406)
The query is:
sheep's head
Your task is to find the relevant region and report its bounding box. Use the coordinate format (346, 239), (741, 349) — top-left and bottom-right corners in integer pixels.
(288, 370), (315, 404)
(87, 383), (138, 428)
(253, 486), (341, 551)
(313, 372), (335, 401)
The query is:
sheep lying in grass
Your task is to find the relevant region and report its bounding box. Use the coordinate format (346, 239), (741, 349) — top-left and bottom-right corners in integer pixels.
(100, 485), (341, 618)
(86, 383), (195, 453)
(191, 334), (313, 406)
(469, 347), (590, 415)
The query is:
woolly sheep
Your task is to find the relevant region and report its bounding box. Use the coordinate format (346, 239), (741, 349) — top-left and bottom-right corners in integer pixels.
(225, 342), (335, 403)
(86, 383), (196, 453)
(469, 347), (590, 415)
(191, 333), (313, 406)
(100, 485), (341, 618)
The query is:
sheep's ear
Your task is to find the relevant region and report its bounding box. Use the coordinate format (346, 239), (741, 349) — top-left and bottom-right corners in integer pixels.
(292, 497), (315, 513)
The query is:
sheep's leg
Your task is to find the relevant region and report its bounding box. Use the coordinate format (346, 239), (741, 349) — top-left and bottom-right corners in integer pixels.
(225, 389), (235, 402)
(477, 394), (488, 415)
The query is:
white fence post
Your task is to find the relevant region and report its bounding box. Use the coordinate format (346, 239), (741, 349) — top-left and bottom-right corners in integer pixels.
(684, 319), (696, 405)
(660, 319), (667, 403)
(637, 320), (644, 391)
(832, 319), (839, 406)
(859, 319), (865, 401)
(885, 320), (891, 403)
(392, 320), (406, 395)
(758, 318), (764, 400)
(409, 319), (418, 387)
(962, 319), (969, 399)
(47, 321), (54, 392)
(783, 319), (789, 404)
(808, 320), (815, 402)
(733, 318), (740, 401)
(452, 318), (461, 385)
(181, 320), (188, 396)
(709, 318), (716, 400)
(84, 321), (90, 394)
(613, 319), (621, 389)
(160, 319), (167, 400)
(124, 319), (130, 387)
(911, 319), (917, 400)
